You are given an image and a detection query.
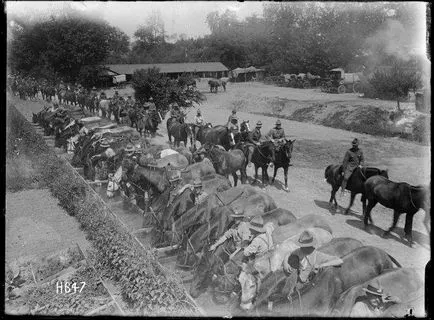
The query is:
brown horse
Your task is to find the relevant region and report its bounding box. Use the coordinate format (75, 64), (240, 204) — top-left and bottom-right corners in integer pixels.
(251, 246), (401, 316)
(271, 139), (295, 191)
(166, 116), (194, 147)
(325, 165), (389, 215)
(364, 175), (430, 246)
(198, 143), (247, 186)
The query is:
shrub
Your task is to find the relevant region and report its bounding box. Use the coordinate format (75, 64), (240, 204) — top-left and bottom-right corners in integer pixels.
(412, 115), (430, 144)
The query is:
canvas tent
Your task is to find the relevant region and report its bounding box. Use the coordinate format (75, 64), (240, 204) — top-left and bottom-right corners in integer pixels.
(231, 66), (265, 82)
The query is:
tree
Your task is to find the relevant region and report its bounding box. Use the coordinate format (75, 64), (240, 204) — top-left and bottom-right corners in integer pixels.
(8, 12), (130, 82)
(369, 60), (422, 110)
(131, 68), (205, 114)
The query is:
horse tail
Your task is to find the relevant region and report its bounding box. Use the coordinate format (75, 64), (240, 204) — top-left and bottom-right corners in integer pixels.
(387, 254), (402, 268)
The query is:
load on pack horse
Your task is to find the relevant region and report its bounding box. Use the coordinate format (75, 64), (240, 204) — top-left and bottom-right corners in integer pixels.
(363, 175), (430, 247)
(249, 246), (401, 316)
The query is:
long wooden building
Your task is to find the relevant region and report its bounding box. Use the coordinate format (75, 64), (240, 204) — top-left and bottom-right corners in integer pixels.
(100, 62), (229, 82)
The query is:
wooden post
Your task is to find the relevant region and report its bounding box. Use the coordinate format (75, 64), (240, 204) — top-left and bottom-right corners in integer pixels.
(142, 191), (150, 228)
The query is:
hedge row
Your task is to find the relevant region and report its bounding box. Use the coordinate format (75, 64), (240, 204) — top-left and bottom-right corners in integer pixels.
(7, 104), (198, 316)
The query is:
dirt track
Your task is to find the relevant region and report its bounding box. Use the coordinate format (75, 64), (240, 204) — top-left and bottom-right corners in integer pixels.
(9, 82), (430, 314)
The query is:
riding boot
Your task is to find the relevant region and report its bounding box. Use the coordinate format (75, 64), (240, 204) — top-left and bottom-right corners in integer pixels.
(340, 179), (347, 195)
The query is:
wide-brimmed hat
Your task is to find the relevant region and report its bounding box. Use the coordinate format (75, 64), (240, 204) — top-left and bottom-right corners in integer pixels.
(149, 97), (153, 101)
(92, 86), (97, 90)
(352, 138), (359, 146)
(276, 120), (282, 126)
(297, 230), (317, 248)
(363, 283), (385, 296)
(247, 216), (265, 232)
(125, 143), (135, 153)
(192, 178), (202, 187)
(99, 140), (110, 148)
(256, 121), (262, 127)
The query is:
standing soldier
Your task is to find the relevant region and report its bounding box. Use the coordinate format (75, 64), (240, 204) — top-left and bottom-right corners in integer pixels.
(227, 109), (237, 127)
(340, 138), (364, 195)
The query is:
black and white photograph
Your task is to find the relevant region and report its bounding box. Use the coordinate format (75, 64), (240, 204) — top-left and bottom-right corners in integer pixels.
(5, 1), (430, 317)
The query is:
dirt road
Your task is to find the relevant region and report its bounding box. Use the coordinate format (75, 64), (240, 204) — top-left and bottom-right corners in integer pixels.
(10, 86), (430, 284)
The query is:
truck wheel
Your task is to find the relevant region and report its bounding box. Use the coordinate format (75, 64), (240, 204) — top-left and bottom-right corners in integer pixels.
(338, 85), (346, 94)
(353, 82), (361, 93)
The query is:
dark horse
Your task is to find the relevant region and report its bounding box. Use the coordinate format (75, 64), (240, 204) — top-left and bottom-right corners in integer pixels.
(250, 141), (276, 185)
(199, 143), (247, 186)
(166, 116), (193, 147)
(192, 123), (247, 151)
(324, 165), (389, 215)
(271, 139), (295, 191)
(364, 175), (430, 246)
(190, 237), (243, 303)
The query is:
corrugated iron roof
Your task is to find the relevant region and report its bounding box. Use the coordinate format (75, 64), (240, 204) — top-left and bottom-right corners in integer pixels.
(103, 62), (229, 75)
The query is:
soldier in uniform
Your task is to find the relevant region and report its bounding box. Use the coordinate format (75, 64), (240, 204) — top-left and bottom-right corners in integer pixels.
(227, 109), (237, 127)
(349, 283), (401, 317)
(194, 109), (205, 126)
(228, 116), (240, 146)
(126, 95), (135, 109)
(340, 138), (365, 195)
(248, 121), (263, 146)
(112, 90), (120, 102)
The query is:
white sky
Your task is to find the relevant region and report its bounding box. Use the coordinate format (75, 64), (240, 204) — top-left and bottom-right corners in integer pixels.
(5, 1), (428, 56)
(6, 1), (265, 39)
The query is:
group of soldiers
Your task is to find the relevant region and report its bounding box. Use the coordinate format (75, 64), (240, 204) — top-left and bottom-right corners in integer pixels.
(193, 108), (287, 147)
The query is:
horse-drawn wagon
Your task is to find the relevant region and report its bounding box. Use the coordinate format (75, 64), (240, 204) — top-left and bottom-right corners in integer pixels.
(320, 68), (361, 94)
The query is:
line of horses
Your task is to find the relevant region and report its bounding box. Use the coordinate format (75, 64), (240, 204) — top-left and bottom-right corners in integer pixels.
(25, 84), (429, 316)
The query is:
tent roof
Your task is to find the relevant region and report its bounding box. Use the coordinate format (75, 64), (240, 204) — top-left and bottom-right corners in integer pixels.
(103, 62), (229, 75)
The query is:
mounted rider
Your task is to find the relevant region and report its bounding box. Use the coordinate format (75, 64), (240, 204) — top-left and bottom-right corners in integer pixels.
(349, 282), (401, 317)
(283, 230), (343, 289)
(170, 102), (185, 123)
(194, 109), (205, 126)
(228, 116), (240, 146)
(266, 120), (286, 149)
(125, 95), (135, 109)
(227, 109), (237, 127)
(248, 121), (263, 146)
(209, 216), (267, 252)
(340, 138), (364, 195)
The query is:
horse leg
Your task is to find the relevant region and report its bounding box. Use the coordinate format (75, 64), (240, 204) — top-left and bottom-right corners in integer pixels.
(364, 200), (377, 228)
(361, 194), (367, 217)
(271, 166), (278, 184)
(254, 164), (259, 183)
(283, 166), (289, 191)
(232, 172), (238, 187)
(383, 209), (401, 239)
(330, 186), (339, 209)
(403, 212), (415, 246)
(344, 192), (356, 215)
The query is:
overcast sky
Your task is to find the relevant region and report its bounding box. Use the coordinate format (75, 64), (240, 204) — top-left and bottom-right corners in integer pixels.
(6, 1), (265, 39)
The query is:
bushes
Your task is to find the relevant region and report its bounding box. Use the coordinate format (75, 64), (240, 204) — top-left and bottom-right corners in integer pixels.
(7, 103), (198, 316)
(412, 115), (430, 144)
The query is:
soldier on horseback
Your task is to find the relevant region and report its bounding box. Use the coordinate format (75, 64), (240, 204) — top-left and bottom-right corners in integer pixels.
(126, 95), (135, 109)
(170, 103), (185, 123)
(248, 121), (263, 146)
(194, 109), (205, 126)
(267, 120), (286, 149)
(228, 116), (240, 146)
(283, 230), (343, 289)
(227, 109), (237, 127)
(349, 282), (401, 317)
(209, 216), (265, 252)
(340, 138), (364, 195)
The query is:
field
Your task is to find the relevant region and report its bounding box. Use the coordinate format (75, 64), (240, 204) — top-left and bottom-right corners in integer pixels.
(6, 80), (430, 316)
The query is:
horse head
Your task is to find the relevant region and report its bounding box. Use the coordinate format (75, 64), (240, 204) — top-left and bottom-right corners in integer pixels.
(240, 120), (250, 133)
(380, 168), (389, 179)
(283, 139), (295, 159)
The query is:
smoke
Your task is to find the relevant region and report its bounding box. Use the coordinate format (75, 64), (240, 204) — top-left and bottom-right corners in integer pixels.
(364, 19), (424, 69)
